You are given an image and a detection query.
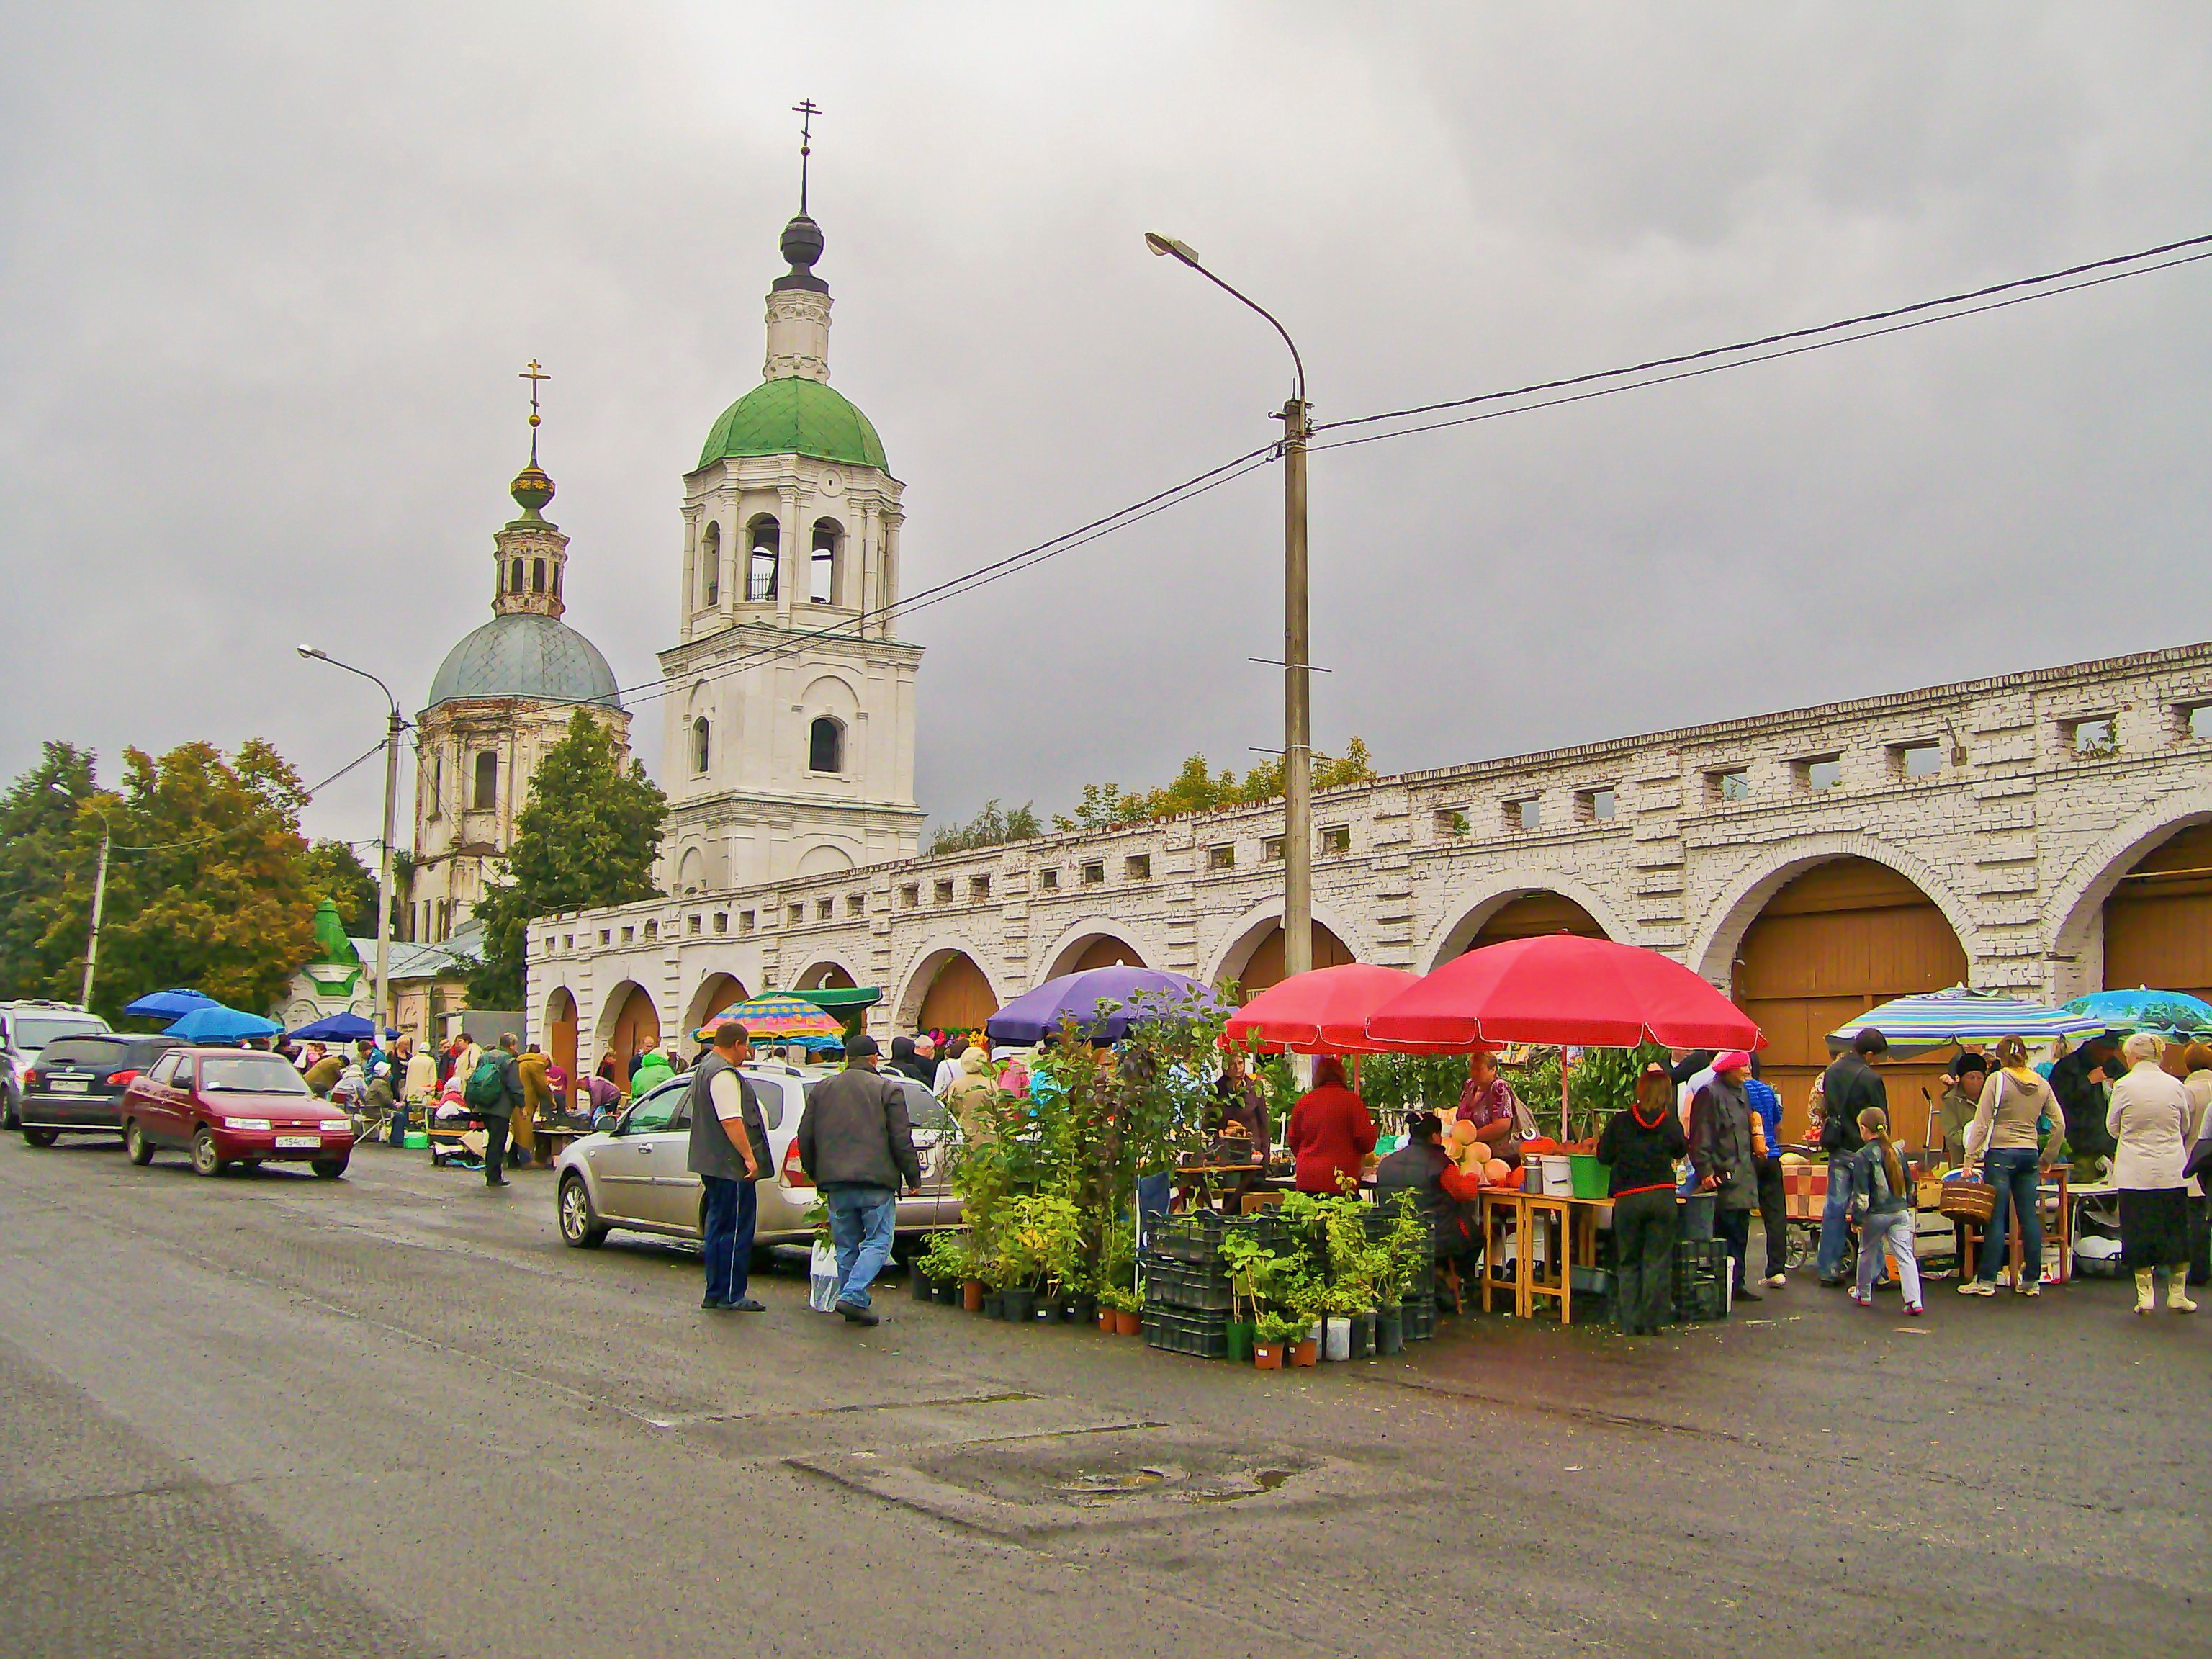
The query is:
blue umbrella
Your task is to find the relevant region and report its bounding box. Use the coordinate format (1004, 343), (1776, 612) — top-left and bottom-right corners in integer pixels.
(2061, 987), (2212, 1035)
(986, 966), (1225, 1046)
(123, 987), (216, 1019)
(164, 1004), (283, 1043)
(287, 1011), (377, 1043)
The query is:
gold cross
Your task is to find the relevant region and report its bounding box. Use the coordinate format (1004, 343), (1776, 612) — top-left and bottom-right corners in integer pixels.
(793, 98), (821, 213)
(519, 359), (549, 428)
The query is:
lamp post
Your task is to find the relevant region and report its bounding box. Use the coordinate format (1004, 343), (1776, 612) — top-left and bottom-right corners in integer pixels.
(297, 647), (403, 1040)
(50, 783), (110, 1007)
(1144, 232), (1314, 981)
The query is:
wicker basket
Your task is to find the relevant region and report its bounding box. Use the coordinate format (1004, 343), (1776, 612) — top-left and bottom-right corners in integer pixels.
(1938, 1179), (1996, 1224)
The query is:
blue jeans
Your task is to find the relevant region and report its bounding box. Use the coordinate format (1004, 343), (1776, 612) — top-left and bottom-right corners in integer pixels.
(827, 1185), (899, 1310)
(701, 1177), (757, 1305)
(1979, 1147), (2043, 1285)
(1816, 1156), (1857, 1277)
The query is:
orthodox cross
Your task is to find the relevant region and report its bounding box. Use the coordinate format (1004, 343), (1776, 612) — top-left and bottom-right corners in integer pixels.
(518, 359), (549, 459)
(793, 97), (821, 215)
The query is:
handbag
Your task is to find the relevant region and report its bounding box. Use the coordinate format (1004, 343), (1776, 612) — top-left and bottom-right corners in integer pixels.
(1941, 1071), (2004, 1223)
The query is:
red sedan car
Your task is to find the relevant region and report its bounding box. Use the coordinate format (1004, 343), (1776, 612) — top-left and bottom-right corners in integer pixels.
(119, 1047), (354, 1179)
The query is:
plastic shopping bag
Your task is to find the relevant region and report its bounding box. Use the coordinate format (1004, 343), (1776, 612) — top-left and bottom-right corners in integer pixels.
(809, 1240), (841, 1313)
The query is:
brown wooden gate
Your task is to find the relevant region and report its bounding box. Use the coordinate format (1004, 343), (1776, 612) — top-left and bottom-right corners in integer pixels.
(1235, 923), (1353, 996)
(916, 954), (997, 1037)
(1732, 858), (1967, 1148)
(1467, 891), (1608, 948)
(2103, 823), (2212, 1003)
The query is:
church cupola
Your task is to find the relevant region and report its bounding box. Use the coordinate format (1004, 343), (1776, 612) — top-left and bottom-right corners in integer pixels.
(492, 359), (570, 620)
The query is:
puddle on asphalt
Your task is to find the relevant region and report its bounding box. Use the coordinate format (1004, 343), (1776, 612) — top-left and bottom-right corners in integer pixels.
(932, 1433), (1316, 1509)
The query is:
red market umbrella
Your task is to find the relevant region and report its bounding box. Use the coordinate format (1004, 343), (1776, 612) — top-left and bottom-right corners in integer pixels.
(1365, 934), (1764, 1051)
(1225, 963), (1491, 1055)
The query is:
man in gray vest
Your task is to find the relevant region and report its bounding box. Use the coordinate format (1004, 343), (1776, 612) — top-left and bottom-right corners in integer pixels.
(685, 1021), (772, 1313)
(796, 1034), (921, 1326)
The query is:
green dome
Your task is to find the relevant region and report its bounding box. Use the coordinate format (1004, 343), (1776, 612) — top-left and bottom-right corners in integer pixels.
(698, 378), (889, 473)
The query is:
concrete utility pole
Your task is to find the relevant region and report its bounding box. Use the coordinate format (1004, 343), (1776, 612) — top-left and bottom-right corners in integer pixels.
(1145, 232), (1315, 979)
(52, 784), (109, 1006)
(297, 647), (403, 1038)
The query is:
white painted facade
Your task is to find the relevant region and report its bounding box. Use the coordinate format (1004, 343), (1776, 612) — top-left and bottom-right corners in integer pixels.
(529, 639), (2212, 1059)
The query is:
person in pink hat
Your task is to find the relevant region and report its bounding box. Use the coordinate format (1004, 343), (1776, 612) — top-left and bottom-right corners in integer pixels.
(1688, 1050), (1764, 1303)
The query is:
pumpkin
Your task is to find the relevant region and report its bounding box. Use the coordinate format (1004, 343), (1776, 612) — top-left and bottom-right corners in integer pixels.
(1484, 1159), (1512, 1184)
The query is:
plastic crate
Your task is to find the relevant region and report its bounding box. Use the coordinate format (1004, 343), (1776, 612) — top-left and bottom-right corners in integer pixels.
(1676, 1279), (1730, 1322)
(1402, 1296), (1438, 1341)
(1673, 1240), (1729, 1276)
(1142, 1305), (1233, 1359)
(1141, 1253), (1235, 1312)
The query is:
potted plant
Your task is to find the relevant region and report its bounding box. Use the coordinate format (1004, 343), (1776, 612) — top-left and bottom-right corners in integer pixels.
(1218, 1231), (1282, 1368)
(1097, 1285), (1143, 1336)
(1251, 1311), (1302, 1370)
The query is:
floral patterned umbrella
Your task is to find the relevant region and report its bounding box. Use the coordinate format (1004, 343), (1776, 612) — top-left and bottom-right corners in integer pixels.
(693, 993), (845, 1048)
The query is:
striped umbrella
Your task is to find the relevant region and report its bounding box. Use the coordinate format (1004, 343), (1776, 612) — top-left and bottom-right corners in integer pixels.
(694, 993), (845, 1048)
(1825, 986), (2107, 1056)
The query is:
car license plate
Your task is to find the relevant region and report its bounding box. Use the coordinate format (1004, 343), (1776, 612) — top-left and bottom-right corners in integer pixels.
(52, 1078), (89, 1093)
(274, 1135), (320, 1149)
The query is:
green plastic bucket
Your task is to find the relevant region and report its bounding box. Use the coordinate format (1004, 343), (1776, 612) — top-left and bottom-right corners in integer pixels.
(402, 1131), (430, 1150)
(1566, 1154), (1609, 1199)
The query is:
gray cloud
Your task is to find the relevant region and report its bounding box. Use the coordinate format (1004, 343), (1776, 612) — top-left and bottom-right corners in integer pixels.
(4, 1), (2208, 848)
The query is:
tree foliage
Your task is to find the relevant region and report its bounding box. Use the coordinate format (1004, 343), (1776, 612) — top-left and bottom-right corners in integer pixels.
(0, 738), (318, 1020)
(926, 798), (1042, 856)
(300, 839), (379, 936)
(1052, 737), (1374, 832)
(466, 712), (666, 1007)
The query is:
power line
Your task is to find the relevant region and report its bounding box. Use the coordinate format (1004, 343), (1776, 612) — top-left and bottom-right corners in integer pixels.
(1309, 228), (2212, 439)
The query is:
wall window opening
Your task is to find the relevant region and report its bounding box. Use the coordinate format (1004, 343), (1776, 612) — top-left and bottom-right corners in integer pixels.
(692, 717), (710, 774)
(809, 717), (843, 773)
(701, 522), (720, 606)
(472, 751), (497, 810)
(747, 518), (780, 601)
(810, 520), (840, 605)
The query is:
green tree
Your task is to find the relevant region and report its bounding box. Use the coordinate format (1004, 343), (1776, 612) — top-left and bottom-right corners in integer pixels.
(466, 712), (666, 1007)
(1052, 737), (1375, 832)
(300, 839), (379, 936)
(0, 742), (100, 1002)
(927, 799), (1042, 855)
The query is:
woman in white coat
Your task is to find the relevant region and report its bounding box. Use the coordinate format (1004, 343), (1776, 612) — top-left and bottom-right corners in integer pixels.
(2107, 1031), (2196, 1316)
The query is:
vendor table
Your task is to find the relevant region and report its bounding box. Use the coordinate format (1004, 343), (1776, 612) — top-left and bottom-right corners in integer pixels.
(1475, 1190), (1604, 1323)
(534, 1126), (585, 1168)
(1960, 1167), (2072, 1286)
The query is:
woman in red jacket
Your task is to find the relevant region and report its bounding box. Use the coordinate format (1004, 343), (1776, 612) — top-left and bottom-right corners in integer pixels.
(1287, 1057), (1378, 1195)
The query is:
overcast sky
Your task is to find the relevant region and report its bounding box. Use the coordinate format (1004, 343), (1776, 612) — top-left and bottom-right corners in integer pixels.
(5, 3), (2209, 853)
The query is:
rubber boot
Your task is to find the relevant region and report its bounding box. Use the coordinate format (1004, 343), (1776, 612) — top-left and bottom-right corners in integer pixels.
(2134, 1269), (2157, 1315)
(2167, 1269), (2197, 1315)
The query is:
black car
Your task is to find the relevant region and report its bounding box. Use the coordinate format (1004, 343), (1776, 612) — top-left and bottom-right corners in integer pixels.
(21, 1033), (182, 1146)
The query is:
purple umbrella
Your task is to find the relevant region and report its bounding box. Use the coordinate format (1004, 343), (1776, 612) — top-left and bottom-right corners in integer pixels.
(986, 966), (1226, 1046)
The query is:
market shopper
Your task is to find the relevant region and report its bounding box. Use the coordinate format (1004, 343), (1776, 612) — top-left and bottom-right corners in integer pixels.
(943, 1046), (999, 1144)
(685, 1021), (770, 1314)
(1936, 1054), (1989, 1169)
(1374, 1112), (1484, 1280)
(1744, 1057), (1789, 1287)
(1957, 1036), (2063, 1296)
(2178, 1040), (2212, 1286)
(512, 1041), (554, 1166)
(886, 1035), (934, 1087)
(1599, 1066), (1691, 1334)
(2049, 1035), (2120, 1170)
(629, 1045), (675, 1098)
(469, 1033), (525, 1187)
(1851, 1107), (1923, 1315)
(796, 1035), (922, 1326)
(1689, 1051), (1763, 1302)
(2107, 1032), (2196, 1316)
(1817, 1030), (1889, 1285)
(1287, 1057), (1377, 1196)
(302, 1045), (345, 1098)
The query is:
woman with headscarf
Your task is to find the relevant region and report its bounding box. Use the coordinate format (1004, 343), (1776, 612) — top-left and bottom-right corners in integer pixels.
(1688, 1051), (1763, 1303)
(1286, 1057), (1377, 1196)
(2107, 1030), (2196, 1315)
(1959, 1036), (2064, 1297)
(944, 1047), (999, 1146)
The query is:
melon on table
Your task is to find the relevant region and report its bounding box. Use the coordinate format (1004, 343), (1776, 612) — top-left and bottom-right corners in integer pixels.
(1449, 1120), (1480, 1147)
(1484, 1159), (1512, 1184)
(1780, 1151), (1809, 1169)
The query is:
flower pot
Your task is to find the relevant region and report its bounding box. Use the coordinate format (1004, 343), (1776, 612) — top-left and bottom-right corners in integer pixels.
(1098, 1307), (1116, 1332)
(1001, 1287), (1035, 1323)
(1322, 1318), (1352, 1363)
(1375, 1308), (1404, 1356)
(934, 1280), (959, 1305)
(1348, 1311), (1375, 1362)
(1289, 1337), (1318, 1367)
(962, 1278), (984, 1313)
(1253, 1342), (1284, 1370)
(981, 1291), (1004, 1319)
(911, 1271), (935, 1303)
(1070, 1295), (1097, 1326)
(1113, 1308), (1143, 1337)
(1225, 1321), (1254, 1364)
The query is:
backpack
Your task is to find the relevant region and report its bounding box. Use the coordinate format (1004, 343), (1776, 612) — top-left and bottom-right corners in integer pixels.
(463, 1055), (505, 1109)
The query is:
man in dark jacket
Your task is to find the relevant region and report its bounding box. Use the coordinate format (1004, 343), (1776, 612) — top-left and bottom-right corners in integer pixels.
(1689, 1052), (1763, 1302)
(1817, 1030), (1889, 1284)
(796, 1034), (920, 1326)
(886, 1035), (935, 1087)
(477, 1033), (526, 1187)
(2048, 1037), (2119, 1164)
(1372, 1113), (1482, 1274)
(685, 1021), (772, 1313)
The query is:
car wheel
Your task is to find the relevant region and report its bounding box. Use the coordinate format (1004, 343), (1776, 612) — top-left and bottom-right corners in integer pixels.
(124, 1119), (155, 1166)
(191, 1128), (224, 1178)
(558, 1174), (606, 1249)
(310, 1156), (348, 1180)
(22, 1128), (58, 1148)
(2, 1092), (17, 1131)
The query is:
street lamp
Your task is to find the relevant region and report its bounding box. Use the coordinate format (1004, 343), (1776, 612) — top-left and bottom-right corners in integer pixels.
(297, 647), (403, 1041)
(1146, 231), (1314, 980)
(50, 783), (110, 1007)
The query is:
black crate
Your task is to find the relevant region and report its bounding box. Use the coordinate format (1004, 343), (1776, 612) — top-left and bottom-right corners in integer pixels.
(1143, 1305), (1233, 1359)
(1402, 1296), (1438, 1341)
(1141, 1253), (1235, 1313)
(1674, 1279), (1729, 1322)
(1673, 1240), (1729, 1275)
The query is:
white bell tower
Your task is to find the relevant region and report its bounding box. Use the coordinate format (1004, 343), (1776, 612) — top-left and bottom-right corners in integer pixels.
(655, 120), (923, 894)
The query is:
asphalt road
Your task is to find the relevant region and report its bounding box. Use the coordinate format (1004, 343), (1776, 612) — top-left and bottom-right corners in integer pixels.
(0, 1134), (2203, 1658)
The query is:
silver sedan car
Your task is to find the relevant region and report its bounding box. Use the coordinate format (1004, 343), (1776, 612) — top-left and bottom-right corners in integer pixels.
(552, 1062), (960, 1252)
